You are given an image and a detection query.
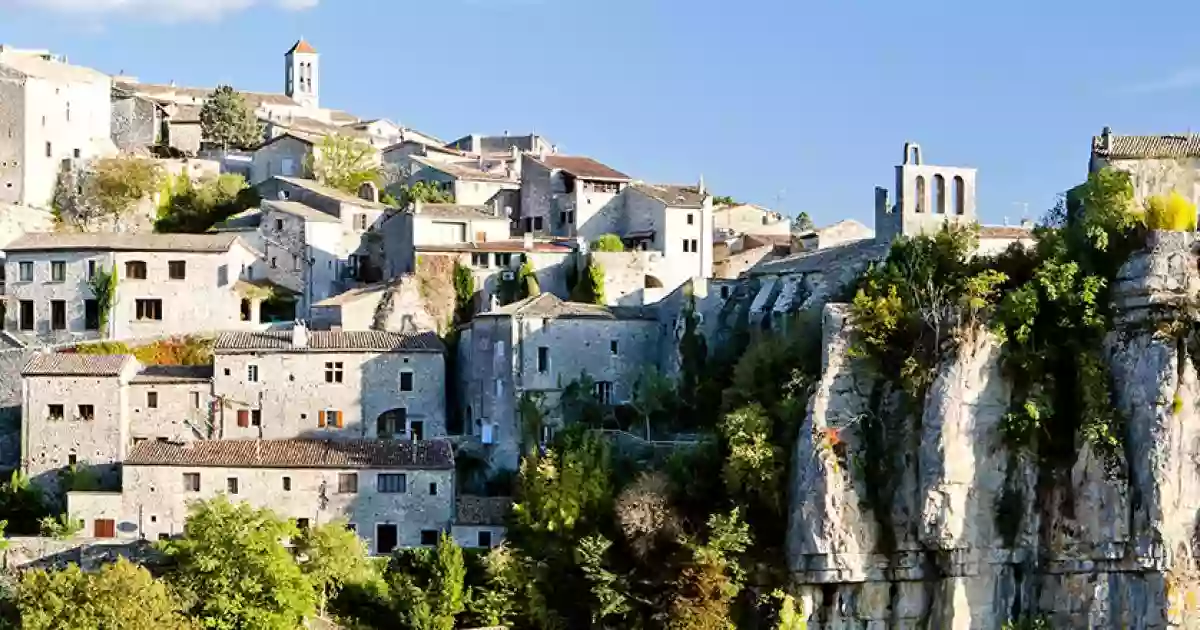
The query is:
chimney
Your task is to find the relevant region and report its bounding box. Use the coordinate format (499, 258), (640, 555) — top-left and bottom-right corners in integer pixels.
(697, 174), (706, 196)
(292, 321), (309, 348)
(1101, 126), (1113, 152)
(523, 231), (534, 251)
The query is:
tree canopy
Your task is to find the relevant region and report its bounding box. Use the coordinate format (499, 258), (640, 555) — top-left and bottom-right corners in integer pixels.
(18, 558), (195, 630)
(308, 135), (382, 194)
(200, 86), (264, 150)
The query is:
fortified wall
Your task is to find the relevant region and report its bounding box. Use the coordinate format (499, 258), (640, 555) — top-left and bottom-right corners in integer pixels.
(787, 230), (1200, 628)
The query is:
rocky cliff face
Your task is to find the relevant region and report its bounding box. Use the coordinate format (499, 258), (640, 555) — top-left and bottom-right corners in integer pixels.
(787, 231), (1200, 628)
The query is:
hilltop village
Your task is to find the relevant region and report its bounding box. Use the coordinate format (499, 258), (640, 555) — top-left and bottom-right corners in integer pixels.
(5, 37), (1200, 628)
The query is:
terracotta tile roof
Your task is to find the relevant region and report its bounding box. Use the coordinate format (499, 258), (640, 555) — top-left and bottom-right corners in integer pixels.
(214, 330), (444, 353)
(274, 176), (389, 210)
(130, 365), (214, 384)
(630, 183), (707, 208)
(415, 203), (504, 221)
(22, 353), (132, 377)
(481, 293), (654, 320)
(288, 39), (318, 55)
(979, 225), (1034, 239)
(3, 232), (242, 253)
(537, 155), (630, 181)
(455, 496), (513, 526)
(262, 199), (340, 223)
(1093, 133), (1200, 159)
(417, 241), (573, 254)
(410, 156), (517, 183)
(125, 438), (454, 470)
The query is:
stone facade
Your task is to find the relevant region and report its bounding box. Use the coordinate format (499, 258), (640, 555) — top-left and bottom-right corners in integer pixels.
(712, 203), (790, 237)
(2, 233), (263, 344)
(379, 201), (511, 278)
(250, 133), (313, 185)
(873, 142), (978, 244)
(110, 92), (162, 155)
(312, 276), (440, 333)
(0, 48), (115, 209)
(211, 327), (447, 442)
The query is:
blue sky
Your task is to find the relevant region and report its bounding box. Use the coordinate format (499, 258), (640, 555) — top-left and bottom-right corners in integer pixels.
(1, 0), (1195, 227)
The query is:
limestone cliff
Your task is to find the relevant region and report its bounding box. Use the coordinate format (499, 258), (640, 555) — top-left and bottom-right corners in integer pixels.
(787, 231), (1200, 628)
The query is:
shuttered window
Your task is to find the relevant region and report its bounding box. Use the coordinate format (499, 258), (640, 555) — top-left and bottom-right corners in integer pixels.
(319, 409), (344, 429)
(237, 410), (249, 427)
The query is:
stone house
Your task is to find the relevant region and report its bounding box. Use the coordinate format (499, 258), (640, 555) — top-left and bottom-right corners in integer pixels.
(791, 219), (874, 253)
(311, 276), (439, 332)
(109, 87), (165, 155)
(519, 153), (631, 238)
(379, 201), (512, 277)
(250, 131), (319, 185)
(620, 182), (715, 288)
(450, 495), (511, 550)
(456, 293), (659, 470)
(445, 133), (553, 157)
(2, 233), (263, 344)
(712, 203), (790, 238)
(0, 47), (115, 209)
(405, 154), (521, 218)
(415, 236), (575, 312)
(67, 438), (456, 554)
(20, 353), (215, 493)
(211, 326), (447, 443)
(1088, 126), (1200, 210)
(872, 142), (977, 243)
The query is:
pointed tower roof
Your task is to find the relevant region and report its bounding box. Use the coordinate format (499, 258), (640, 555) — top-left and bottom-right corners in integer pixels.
(287, 39), (317, 55)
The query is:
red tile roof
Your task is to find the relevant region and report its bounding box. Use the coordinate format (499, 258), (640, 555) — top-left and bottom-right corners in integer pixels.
(417, 240), (573, 254)
(22, 353), (132, 377)
(537, 155), (630, 181)
(125, 438), (454, 470)
(288, 39), (318, 55)
(214, 330), (444, 353)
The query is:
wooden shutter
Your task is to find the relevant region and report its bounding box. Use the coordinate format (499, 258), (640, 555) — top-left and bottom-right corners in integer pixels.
(317, 411), (326, 428)
(335, 411), (344, 428)
(94, 519), (115, 538)
(237, 410), (249, 428)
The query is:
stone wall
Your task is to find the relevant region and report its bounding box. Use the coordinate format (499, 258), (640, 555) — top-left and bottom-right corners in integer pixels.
(0, 536), (158, 571)
(785, 232), (1200, 628)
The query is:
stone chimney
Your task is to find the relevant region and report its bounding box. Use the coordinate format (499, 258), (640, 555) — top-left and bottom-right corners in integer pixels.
(523, 231), (534, 251)
(1101, 126), (1113, 152)
(292, 321), (309, 348)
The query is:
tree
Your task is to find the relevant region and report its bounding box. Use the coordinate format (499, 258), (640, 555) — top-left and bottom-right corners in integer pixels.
(17, 558), (195, 630)
(385, 536), (466, 630)
(396, 181), (454, 207)
(87, 263), (117, 337)
(711, 195), (738, 207)
(518, 260), (540, 299)
(155, 173), (258, 233)
(200, 85), (263, 150)
(428, 533), (466, 630)
(89, 156), (165, 225)
(160, 496), (316, 629)
(570, 258), (606, 305)
(297, 520), (372, 616)
(792, 211), (815, 232)
(512, 429), (612, 537)
(667, 510), (751, 630)
(307, 135), (381, 194)
(464, 545), (521, 628)
(575, 535), (631, 627)
(0, 471), (50, 535)
(590, 233), (625, 252)
(452, 261), (475, 324)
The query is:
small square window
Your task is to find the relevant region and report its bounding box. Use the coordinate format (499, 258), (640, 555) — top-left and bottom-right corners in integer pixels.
(687, 213), (694, 225)
(50, 261), (65, 282)
(297, 518), (310, 531)
(478, 531), (493, 547)
(610, 340), (618, 355)
(237, 409), (249, 427)
(158, 533), (170, 541)
(183, 473), (200, 492)
(400, 372), (413, 392)
(67, 453), (77, 466)
(78, 404), (94, 421)
(428, 482), (437, 496)
(346, 523), (357, 533)
(377, 473), (406, 494)
(247, 365), (259, 382)
(324, 361), (344, 383)
(18, 262), (32, 282)
(338, 473), (358, 494)
(168, 260), (186, 280)
(48, 404), (64, 420)
(282, 476), (292, 491)
(147, 391), (158, 409)
(275, 219), (283, 231)
(420, 530), (439, 546)
(227, 477), (239, 494)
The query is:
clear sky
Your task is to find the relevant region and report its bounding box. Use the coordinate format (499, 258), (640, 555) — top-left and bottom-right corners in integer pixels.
(1, 0), (1195, 227)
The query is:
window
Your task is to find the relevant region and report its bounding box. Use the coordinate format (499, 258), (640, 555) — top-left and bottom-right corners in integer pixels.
(93, 519), (115, 539)
(125, 261), (147, 279)
(78, 405), (94, 421)
(18, 262), (31, 282)
(690, 239), (698, 252)
(50, 300), (65, 331)
(274, 218), (284, 231)
(147, 391), (158, 409)
(720, 286), (730, 299)
(682, 239), (691, 253)
(355, 213), (368, 230)
(420, 530), (439, 546)
(18, 300), (33, 331)
(44, 141), (51, 157)
(68, 453), (77, 466)
(190, 391), (200, 409)
(376, 524), (398, 554)
(135, 299), (162, 321)
(471, 252), (489, 267)
(377, 473), (406, 494)
(50, 261), (65, 282)
(158, 533), (170, 541)
(687, 213), (694, 225)
(594, 381), (613, 405)
(237, 409), (249, 427)
(496, 253), (513, 267)
(428, 482), (438, 496)
(533, 216), (544, 230)
(400, 372), (413, 392)
(247, 365), (259, 382)
(410, 420), (424, 441)
(338, 473), (358, 494)
(251, 409), (261, 426)
(324, 361), (344, 383)
(537, 346), (549, 373)
(610, 340), (620, 356)
(183, 473), (200, 492)
(346, 523), (357, 533)
(283, 476), (292, 491)
(377, 409), (406, 438)
(73, 148), (80, 159)
(478, 531), (493, 547)
(270, 257), (278, 269)
(296, 518), (310, 531)
(84, 300), (99, 330)
(168, 260), (186, 280)
(227, 477), (239, 494)
(47, 404), (64, 421)
(292, 255), (301, 272)
(319, 409), (344, 429)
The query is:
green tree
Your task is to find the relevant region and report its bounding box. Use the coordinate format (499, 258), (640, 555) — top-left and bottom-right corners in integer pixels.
(464, 545), (521, 627)
(0, 471), (50, 535)
(385, 536), (466, 630)
(160, 496), (316, 629)
(17, 558), (195, 630)
(297, 520), (372, 616)
(452, 261), (475, 323)
(308, 135), (381, 194)
(87, 263), (118, 337)
(590, 233), (625, 252)
(200, 85), (264, 150)
(575, 535), (631, 627)
(667, 510), (752, 630)
(513, 429), (612, 537)
(429, 533), (466, 630)
(720, 404), (780, 512)
(396, 181), (454, 206)
(518, 260), (541, 298)
(570, 258), (606, 305)
(155, 173), (258, 233)
(792, 211), (815, 232)
(39, 514), (82, 539)
(89, 156), (166, 225)
(711, 195), (738, 207)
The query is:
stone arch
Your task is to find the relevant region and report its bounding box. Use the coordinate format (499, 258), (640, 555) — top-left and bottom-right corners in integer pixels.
(915, 176), (927, 213)
(953, 176), (966, 215)
(644, 274), (664, 289)
(903, 142), (922, 165)
(358, 181), (379, 203)
(376, 408), (407, 439)
(933, 174), (946, 214)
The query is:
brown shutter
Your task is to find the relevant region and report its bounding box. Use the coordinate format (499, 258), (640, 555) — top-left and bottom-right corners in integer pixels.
(336, 411), (344, 428)
(317, 411), (326, 428)
(237, 410), (249, 428)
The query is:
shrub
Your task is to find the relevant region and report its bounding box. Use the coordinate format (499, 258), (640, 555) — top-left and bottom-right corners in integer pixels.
(1142, 191), (1197, 232)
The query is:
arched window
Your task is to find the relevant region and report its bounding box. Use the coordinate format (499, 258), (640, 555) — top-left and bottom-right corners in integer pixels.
(953, 176), (966, 215)
(914, 176), (927, 213)
(933, 174), (946, 214)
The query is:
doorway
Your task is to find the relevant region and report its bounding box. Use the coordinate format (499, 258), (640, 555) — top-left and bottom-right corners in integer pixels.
(376, 524), (398, 555)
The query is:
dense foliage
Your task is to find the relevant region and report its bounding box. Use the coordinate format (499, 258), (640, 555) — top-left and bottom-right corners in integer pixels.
(55, 156), (165, 230)
(308, 135), (382, 194)
(199, 86), (263, 150)
(394, 181), (455, 207)
(73, 336), (213, 366)
(154, 173), (259, 233)
(590, 233), (626, 252)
